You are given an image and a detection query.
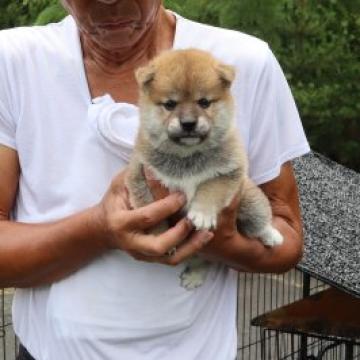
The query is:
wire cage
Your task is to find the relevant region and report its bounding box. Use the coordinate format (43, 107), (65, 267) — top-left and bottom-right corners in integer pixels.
(237, 270), (306, 360)
(258, 329), (360, 360)
(237, 271), (360, 360)
(1, 270), (359, 360)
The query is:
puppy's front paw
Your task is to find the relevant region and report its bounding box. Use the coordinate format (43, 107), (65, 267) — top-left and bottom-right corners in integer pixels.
(187, 207), (217, 230)
(260, 225), (284, 247)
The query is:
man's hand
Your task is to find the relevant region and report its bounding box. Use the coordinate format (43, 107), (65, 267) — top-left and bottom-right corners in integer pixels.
(198, 194), (241, 261)
(96, 170), (213, 266)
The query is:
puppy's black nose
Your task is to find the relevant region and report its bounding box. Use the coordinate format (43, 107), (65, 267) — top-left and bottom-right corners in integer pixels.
(180, 118), (197, 132)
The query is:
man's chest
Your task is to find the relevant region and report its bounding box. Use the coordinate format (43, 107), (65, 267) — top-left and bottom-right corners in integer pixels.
(85, 65), (139, 105)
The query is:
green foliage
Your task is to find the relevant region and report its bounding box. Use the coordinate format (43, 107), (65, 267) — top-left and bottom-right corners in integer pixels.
(0, 0), (66, 29)
(165, 0), (285, 47)
(34, 3), (66, 25)
(0, 0), (358, 170)
(0, 0), (30, 28)
(277, 0), (360, 170)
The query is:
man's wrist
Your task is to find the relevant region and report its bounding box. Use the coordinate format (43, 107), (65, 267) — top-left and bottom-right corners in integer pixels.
(86, 204), (114, 251)
(201, 230), (272, 272)
(211, 217), (302, 274)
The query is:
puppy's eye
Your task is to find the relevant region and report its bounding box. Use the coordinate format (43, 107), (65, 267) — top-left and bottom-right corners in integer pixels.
(163, 100), (178, 111)
(197, 98), (211, 109)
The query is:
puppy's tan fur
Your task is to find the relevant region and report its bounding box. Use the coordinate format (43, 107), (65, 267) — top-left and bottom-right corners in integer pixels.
(126, 49), (283, 290)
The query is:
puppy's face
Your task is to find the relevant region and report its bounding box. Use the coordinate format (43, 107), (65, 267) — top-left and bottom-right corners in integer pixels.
(136, 49), (235, 153)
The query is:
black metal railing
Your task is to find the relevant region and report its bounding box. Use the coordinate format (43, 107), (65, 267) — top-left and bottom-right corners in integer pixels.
(237, 270), (306, 359)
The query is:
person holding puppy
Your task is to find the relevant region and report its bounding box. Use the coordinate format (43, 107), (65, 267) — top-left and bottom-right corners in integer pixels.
(0, 1), (310, 359)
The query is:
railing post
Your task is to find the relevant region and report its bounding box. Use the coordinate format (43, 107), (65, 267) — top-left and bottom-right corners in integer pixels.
(300, 272), (311, 359)
(345, 342), (354, 360)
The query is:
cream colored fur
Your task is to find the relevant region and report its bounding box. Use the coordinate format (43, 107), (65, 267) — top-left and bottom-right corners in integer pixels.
(126, 49), (283, 290)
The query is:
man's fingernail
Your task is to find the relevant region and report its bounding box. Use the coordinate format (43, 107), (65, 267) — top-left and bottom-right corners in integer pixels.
(175, 192), (186, 203)
(185, 218), (194, 229)
(144, 168), (157, 180)
(201, 231), (214, 244)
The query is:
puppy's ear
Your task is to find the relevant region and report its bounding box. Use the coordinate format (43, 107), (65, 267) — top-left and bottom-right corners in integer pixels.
(135, 64), (156, 91)
(217, 64), (236, 89)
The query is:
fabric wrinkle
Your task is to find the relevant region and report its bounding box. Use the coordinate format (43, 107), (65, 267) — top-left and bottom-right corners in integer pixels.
(88, 93), (139, 162)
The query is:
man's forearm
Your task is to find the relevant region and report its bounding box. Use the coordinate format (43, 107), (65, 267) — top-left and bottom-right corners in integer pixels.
(203, 215), (303, 274)
(0, 206), (108, 288)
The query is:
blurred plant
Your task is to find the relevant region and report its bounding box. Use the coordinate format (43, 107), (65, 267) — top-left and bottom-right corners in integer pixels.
(277, 0), (360, 170)
(34, 2), (66, 25)
(0, 0), (66, 29)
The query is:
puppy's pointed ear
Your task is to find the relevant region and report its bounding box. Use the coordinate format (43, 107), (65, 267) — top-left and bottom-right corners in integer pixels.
(217, 63), (236, 89)
(135, 64), (156, 91)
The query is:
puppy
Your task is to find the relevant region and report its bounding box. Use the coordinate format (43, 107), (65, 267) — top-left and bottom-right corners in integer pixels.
(126, 49), (283, 290)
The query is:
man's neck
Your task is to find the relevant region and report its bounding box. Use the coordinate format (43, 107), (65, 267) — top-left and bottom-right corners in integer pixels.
(81, 7), (176, 76)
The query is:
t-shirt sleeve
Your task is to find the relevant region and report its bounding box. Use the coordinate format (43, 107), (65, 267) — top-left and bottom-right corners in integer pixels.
(248, 47), (310, 185)
(0, 39), (16, 150)
(0, 99), (16, 149)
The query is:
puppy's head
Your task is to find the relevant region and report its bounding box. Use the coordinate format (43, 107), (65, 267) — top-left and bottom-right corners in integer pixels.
(135, 49), (235, 153)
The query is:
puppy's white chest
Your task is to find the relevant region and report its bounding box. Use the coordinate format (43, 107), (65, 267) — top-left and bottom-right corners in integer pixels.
(152, 168), (218, 204)
(159, 175), (200, 204)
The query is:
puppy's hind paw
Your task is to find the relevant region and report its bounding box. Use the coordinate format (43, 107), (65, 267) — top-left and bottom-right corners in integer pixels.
(180, 267), (208, 290)
(260, 226), (284, 247)
(187, 209), (217, 230)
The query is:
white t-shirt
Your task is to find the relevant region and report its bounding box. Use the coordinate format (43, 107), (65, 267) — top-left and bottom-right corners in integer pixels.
(0, 13), (310, 360)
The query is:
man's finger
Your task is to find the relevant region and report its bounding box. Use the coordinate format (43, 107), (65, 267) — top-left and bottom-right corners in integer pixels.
(144, 167), (170, 201)
(130, 229), (214, 265)
(224, 192), (241, 213)
(128, 218), (193, 256)
(162, 230), (214, 266)
(126, 192), (186, 230)
(217, 193), (240, 228)
(110, 169), (128, 194)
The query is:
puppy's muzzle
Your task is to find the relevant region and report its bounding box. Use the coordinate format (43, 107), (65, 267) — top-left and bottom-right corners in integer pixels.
(168, 116), (210, 146)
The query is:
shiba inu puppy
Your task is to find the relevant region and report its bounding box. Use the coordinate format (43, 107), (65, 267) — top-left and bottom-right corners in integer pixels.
(126, 49), (283, 290)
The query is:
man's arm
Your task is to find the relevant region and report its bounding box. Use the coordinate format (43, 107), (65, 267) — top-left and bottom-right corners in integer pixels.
(0, 145), (112, 288)
(200, 162), (304, 273)
(0, 145), (209, 289)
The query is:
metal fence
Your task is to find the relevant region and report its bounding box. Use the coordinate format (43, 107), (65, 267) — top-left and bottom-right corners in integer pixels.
(1, 269), (359, 359)
(237, 270), (306, 359)
(237, 270), (360, 359)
